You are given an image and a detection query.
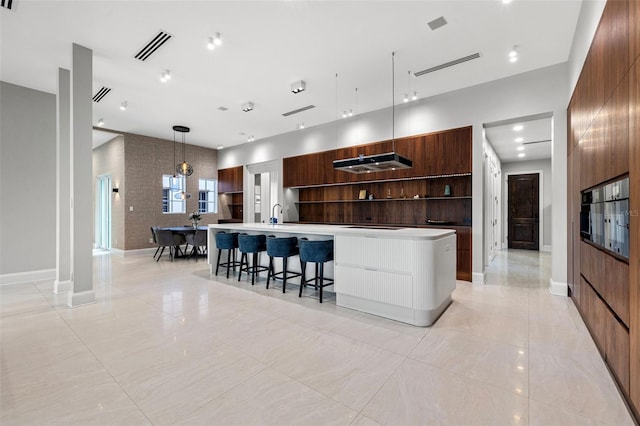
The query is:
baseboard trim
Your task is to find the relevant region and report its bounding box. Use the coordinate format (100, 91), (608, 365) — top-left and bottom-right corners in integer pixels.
(67, 289), (95, 307)
(54, 279), (71, 294)
(472, 272), (486, 285)
(549, 278), (568, 296)
(0, 269), (56, 286)
(541, 245), (552, 252)
(109, 247), (156, 257)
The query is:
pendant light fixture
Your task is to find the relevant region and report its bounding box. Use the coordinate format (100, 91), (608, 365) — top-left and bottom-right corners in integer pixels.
(333, 51), (412, 173)
(173, 125), (193, 176)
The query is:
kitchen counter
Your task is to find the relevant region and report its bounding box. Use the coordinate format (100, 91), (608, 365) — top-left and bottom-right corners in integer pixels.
(207, 223), (456, 326)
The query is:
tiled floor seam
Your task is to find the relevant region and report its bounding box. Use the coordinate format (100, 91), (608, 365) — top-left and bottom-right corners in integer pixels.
(49, 299), (155, 425)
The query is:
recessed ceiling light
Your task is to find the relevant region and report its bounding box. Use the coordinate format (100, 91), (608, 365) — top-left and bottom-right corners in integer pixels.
(217, 145), (224, 150)
(120, 101), (128, 111)
(518, 153), (525, 158)
(213, 32), (222, 46)
(502, 0), (512, 4)
(515, 137), (524, 142)
(160, 69), (171, 82)
(242, 102), (254, 112)
(509, 56), (518, 63)
(412, 91), (418, 101)
(517, 146), (524, 151)
(513, 125), (523, 131)
(97, 118), (104, 126)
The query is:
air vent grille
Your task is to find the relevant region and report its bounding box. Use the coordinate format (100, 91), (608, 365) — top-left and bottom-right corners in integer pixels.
(92, 87), (111, 103)
(427, 16), (447, 31)
(1, 0), (15, 10)
(282, 105), (315, 117)
(414, 53), (481, 77)
(133, 30), (172, 61)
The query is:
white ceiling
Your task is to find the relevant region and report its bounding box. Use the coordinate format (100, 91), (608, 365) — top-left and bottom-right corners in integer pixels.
(485, 116), (553, 163)
(1, 0), (581, 160)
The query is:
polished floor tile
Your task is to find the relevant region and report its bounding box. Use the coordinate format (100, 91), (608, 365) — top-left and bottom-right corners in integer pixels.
(0, 248), (635, 425)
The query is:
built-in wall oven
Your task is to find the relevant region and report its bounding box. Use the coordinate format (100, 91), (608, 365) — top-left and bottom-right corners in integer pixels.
(580, 177), (630, 259)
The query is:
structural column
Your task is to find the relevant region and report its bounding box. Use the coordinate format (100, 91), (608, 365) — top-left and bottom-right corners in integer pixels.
(54, 68), (71, 294)
(550, 108), (568, 296)
(68, 43), (94, 307)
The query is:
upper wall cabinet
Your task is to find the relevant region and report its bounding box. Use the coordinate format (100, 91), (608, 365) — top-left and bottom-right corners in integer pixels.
(218, 166), (243, 193)
(283, 127), (472, 188)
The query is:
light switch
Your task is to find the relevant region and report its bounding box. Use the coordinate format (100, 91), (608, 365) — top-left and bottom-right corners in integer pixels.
(129, 206), (134, 212)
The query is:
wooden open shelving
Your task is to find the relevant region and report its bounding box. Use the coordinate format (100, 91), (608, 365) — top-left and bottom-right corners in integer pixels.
(283, 126), (473, 281)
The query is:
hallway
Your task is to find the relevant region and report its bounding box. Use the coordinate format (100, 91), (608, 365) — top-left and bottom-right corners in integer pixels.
(0, 249), (634, 425)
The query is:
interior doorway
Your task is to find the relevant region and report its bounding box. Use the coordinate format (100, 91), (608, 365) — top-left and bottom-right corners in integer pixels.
(95, 175), (112, 250)
(507, 173), (540, 250)
(245, 160), (282, 224)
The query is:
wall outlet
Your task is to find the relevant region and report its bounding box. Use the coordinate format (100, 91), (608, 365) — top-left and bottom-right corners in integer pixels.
(149, 238), (154, 243)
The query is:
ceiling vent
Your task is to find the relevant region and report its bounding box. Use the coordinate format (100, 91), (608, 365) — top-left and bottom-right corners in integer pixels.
(1, 0), (16, 10)
(282, 105), (315, 117)
(133, 30), (172, 61)
(217, 106), (229, 111)
(92, 86), (111, 103)
(523, 139), (552, 145)
(427, 16), (447, 31)
(414, 53), (481, 77)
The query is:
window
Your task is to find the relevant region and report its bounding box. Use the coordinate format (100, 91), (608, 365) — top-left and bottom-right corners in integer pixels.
(162, 175), (186, 213)
(199, 178), (217, 213)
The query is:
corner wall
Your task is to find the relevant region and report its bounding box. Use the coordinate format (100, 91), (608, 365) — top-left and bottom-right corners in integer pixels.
(0, 82), (56, 276)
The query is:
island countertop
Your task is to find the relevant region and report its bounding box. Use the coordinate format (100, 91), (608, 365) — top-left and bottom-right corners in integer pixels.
(207, 222), (456, 326)
(207, 222), (455, 240)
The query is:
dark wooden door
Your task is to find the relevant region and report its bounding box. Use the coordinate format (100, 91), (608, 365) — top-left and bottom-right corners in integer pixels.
(508, 173), (539, 250)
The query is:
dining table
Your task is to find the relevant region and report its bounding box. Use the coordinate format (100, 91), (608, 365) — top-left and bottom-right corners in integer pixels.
(160, 226), (208, 258)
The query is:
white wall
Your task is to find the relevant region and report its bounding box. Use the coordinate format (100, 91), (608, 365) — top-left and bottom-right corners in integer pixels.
(483, 136), (502, 265)
(219, 63), (570, 283)
(502, 158), (552, 250)
(0, 82), (57, 276)
(567, 0), (606, 98)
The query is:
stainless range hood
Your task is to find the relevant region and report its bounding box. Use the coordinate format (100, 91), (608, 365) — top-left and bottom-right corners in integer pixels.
(333, 152), (412, 174)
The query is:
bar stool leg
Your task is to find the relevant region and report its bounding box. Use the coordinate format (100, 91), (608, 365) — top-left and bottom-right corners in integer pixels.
(319, 262), (324, 303)
(226, 249), (232, 278)
(266, 257), (273, 289)
(251, 252), (259, 285)
(216, 249), (222, 275)
(299, 261), (306, 298)
(238, 253), (246, 281)
(282, 257), (288, 293)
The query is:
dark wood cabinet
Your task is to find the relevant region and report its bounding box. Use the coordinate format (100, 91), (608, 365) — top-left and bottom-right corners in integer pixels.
(218, 166), (243, 222)
(568, 0), (637, 418)
(218, 166), (243, 193)
(284, 126), (472, 281)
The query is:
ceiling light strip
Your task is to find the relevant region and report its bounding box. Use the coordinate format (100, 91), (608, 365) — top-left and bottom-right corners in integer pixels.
(134, 31), (172, 61)
(92, 86), (111, 103)
(414, 53), (481, 77)
(282, 105), (315, 117)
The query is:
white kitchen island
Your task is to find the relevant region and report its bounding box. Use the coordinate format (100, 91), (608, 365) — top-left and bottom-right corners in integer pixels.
(207, 223), (456, 326)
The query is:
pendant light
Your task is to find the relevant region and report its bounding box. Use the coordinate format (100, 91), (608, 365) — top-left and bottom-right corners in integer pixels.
(173, 125), (193, 176)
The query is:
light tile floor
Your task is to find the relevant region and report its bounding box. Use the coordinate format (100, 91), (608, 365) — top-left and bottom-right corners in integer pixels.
(1, 249), (635, 425)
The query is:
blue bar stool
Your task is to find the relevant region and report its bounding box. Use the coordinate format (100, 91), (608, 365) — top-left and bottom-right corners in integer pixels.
(214, 232), (240, 278)
(299, 239), (334, 303)
(266, 236), (302, 293)
(238, 234), (268, 285)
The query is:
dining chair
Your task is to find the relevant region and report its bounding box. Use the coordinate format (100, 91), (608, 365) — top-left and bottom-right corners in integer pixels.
(155, 229), (177, 261)
(185, 229), (208, 261)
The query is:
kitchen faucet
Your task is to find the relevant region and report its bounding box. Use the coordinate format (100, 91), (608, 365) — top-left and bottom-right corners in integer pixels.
(271, 203), (283, 226)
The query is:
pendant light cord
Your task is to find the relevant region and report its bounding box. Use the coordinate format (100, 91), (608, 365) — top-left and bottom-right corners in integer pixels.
(392, 51), (396, 150)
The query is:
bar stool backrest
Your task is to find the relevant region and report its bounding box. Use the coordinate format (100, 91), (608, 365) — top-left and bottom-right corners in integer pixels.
(215, 231), (239, 249)
(266, 236), (299, 258)
(299, 239), (334, 263)
(238, 234), (267, 253)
